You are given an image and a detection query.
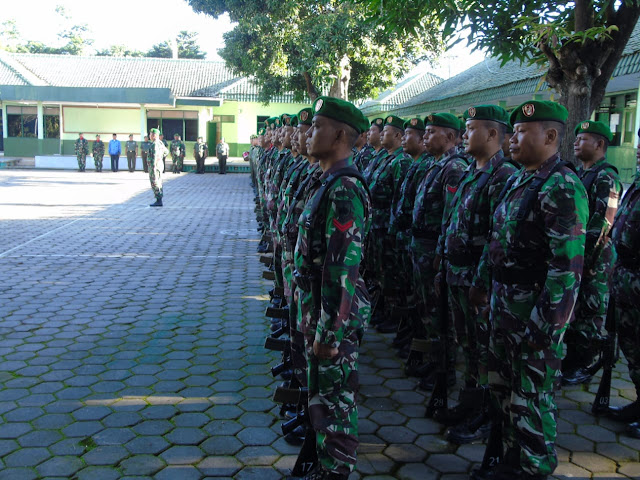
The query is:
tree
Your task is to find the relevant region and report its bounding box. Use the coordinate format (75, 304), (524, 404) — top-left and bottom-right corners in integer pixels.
(361, 0), (640, 163)
(96, 45), (145, 57)
(146, 31), (206, 59)
(186, 0), (441, 103)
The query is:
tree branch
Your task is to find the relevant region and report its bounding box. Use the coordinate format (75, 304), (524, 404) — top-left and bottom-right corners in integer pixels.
(539, 40), (563, 88)
(303, 72), (319, 101)
(574, 0), (593, 32)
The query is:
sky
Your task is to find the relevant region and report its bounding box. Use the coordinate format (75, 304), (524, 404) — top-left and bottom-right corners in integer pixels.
(2, 0), (485, 79)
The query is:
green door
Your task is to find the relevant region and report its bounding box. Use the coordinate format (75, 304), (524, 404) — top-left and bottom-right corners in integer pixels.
(206, 122), (217, 152)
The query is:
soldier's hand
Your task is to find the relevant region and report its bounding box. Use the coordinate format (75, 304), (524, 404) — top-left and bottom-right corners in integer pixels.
(468, 286), (488, 310)
(313, 341), (338, 360)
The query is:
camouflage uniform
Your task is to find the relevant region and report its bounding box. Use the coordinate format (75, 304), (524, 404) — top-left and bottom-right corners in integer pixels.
(194, 140), (209, 174)
(565, 159), (621, 368)
(170, 139), (186, 173)
(141, 140), (151, 173)
(294, 157), (371, 476)
(362, 148), (387, 184)
(354, 144), (375, 172)
(610, 171), (640, 396)
(439, 151), (518, 386)
(474, 154), (588, 476)
(148, 138), (168, 201)
(92, 139), (105, 172)
(75, 137), (89, 171)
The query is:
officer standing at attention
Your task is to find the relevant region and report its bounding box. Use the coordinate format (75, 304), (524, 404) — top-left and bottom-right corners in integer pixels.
(291, 96), (371, 480)
(92, 134), (105, 172)
(194, 136), (209, 174)
(141, 135), (151, 173)
(148, 128), (168, 207)
(562, 120), (621, 385)
(170, 133), (183, 174)
(607, 129), (640, 437)
(75, 133), (89, 172)
(125, 134), (138, 172)
(471, 101), (588, 480)
(217, 137), (230, 174)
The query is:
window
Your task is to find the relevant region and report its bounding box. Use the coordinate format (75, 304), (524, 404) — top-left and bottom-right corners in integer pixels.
(43, 107), (60, 139)
(7, 106), (37, 138)
(257, 115), (269, 133)
(146, 110), (199, 141)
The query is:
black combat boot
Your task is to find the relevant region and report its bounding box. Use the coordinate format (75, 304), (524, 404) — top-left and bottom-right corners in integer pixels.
(627, 420), (640, 438)
(150, 198), (163, 207)
(608, 400), (640, 422)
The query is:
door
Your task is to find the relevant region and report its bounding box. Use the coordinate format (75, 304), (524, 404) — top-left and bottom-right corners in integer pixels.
(206, 122), (218, 152)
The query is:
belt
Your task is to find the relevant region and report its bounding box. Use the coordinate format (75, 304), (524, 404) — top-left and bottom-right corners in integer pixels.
(492, 267), (546, 286)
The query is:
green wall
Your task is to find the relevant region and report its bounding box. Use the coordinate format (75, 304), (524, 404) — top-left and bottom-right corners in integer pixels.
(607, 145), (637, 184)
(4, 138), (59, 156)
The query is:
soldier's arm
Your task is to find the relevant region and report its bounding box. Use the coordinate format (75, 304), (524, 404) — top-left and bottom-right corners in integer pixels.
(584, 170), (622, 267)
(317, 179), (367, 349)
(526, 174), (588, 348)
(437, 159), (467, 248)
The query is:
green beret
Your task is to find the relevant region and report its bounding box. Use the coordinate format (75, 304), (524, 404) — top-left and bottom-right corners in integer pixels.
(298, 108), (313, 126)
(384, 115), (405, 131)
(463, 105), (510, 126)
(574, 120), (613, 142)
(174, 133), (179, 137)
(458, 117), (466, 133)
(289, 115), (299, 127)
(403, 117), (426, 131)
(258, 128), (266, 136)
(281, 113), (295, 127)
(311, 96), (369, 134)
(266, 117), (277, 129)
(424, 112), (460, 131)
(510, 100), (568, 126)
(274, 117), (282, 128)
(370, 118), (384, 129)
(150, 128), (160, 134)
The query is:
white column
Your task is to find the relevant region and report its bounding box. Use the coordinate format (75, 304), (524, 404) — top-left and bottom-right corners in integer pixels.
(37, 102), (44, 140)
(58, 104), (64, 155)
(140, 106), (147, 138)
(635, 85), (640, 149)
(1, 105), (7, 140)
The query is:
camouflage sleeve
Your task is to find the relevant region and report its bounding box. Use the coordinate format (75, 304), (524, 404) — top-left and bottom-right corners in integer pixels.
(149, 142), (156, 161)
(74, 140), (79, 155)
(488, 165), (518, 214)
(317, 178), (367, 348)
(525, 173), (588, 348)
(584, 169), (622, 268)
(437, 158), (467, 250)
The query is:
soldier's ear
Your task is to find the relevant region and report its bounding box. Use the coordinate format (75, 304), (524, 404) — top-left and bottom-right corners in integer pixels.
(545, 127), (558, 145)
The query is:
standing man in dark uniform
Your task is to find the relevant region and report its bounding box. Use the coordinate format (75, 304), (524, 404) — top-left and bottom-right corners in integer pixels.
(92, 134), (105, 172)
(471, 101), (588, 480)
(562, 121), (621, 385)
(126, 134), (138, 172)
(75, 133), (89, 172)
(170, 133), (184, 174)
(194, 136), (209, 174)
(141, 135), (151, 173)
(217, 137), (230, 174)
(108, 133), (121, 172)
(291, 96), (371, 480)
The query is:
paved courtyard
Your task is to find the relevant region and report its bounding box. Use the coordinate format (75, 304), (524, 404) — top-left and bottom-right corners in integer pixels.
(0, 170), (638, 480)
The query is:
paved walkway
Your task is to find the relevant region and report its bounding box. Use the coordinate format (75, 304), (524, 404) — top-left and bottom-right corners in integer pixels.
(0, 170), (638, 480)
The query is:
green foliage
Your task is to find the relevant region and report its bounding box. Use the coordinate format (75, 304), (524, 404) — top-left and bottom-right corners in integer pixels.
(146, 31), (206, 59)
(96, 45), (145, 57)
(188, 0), (440, 102)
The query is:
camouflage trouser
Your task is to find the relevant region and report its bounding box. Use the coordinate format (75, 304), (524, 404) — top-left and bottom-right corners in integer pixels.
(409, 237), (438, 338)
(364, 229), (385, 287)
(148, 161), (163, 200)
(93, 154), (103, 171)
(448, 284), (489, 386)
(298, 280), (370, 476)
(171, 154), (182, 172)
(566, 246), (614, 366)
(76, 154), (86, 170)
(488, 281), (563, 476)
(617, 302), (640, 395)
(282, 248), (307, 386)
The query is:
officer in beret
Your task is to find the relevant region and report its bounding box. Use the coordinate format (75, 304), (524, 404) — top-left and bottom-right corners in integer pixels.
(92, 134), (105, 172)
(410, 112), (469, 390)
(363, 118), (387, 183)
(353, 126), (373, 172)
(369, 115), (413, 334)
(435, 105), (519, 441)
(148, 128), (169, 207)
(562, 121), (622, 385)
(471, 101), (588, 480)
(291, 96), (371, 480)
(194, 136), (209, 174)
(75, 133), (89, 172)
(608, 128), (640, 437)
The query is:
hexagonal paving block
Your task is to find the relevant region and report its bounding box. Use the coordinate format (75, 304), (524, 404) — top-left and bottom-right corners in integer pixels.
(4, 447), (52, 467)
(395, 463), (440, 480)
(154, 465), (203, 480)
(165, 427), (207, 445)
(83, 445), (130, 466)
(37, 456), (84, 477)
(426, 453), (469, 473)
(17, 429), (62, 447)
(0, 467), (39, 480)
(236, 427), (278, 446)
(200, 436), (244, 456)
(235, 446), (280, 466)
(197, 456), (242, 477)
(160, 445), (205, 465)
(376, 426), (418, 444)
(75, 466), (120, 480)
(125, 436), (170, 455)
(4, 406), (44, 422)
(32, 413), (73, 430)
(73, 406), (113, 421)
(93, 427), (136, 446)
(140, 405), (178, 420)
(120, 455), (166, 476)
(0, 422), (32, 439)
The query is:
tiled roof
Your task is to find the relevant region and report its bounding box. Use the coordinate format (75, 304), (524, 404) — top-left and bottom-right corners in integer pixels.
(360, 69), (442, 115)
(0, 61), (27, 86)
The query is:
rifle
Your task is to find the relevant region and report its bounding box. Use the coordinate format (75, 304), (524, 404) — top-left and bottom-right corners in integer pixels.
(426, 274), (450, 418)
(592, 299), (618, 415)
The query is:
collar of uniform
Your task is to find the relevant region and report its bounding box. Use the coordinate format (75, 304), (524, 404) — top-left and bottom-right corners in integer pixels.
(581, 156), (607, 172)
(391, 146), (404, 157)
(437, 146), (459, 165)
(532, 153), (561, 178)
(320, 157), (355, 180)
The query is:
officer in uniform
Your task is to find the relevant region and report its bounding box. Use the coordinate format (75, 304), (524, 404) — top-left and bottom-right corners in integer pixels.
(75, 133), (89, 172)
(291, 96), (371, 480)
(170, 133), (185, 174)
(607, 129), (640, 437)
(92, 134), (105, 172)
(126, 134), (138, 172)
(194, 136), (209, 174)
(363, 118), (386, 182)
(562, 121), (622, 385)
(148, 128), (169, 207)
(436, 105), (518, 440)
(159, 133), (168, 173)
(141, 135), (151, 173)
(471, 101), (588, 480)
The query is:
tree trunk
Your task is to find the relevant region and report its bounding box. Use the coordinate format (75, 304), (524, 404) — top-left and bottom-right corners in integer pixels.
(558, 76), (595, 165)
(303, 72), (320, 101)
(328, 55), (351, 100)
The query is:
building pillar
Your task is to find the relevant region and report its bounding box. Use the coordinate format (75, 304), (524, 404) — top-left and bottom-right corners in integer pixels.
(59, 104), (64, 155)
(140, 106), (147, 138)
(634, 84), (640, 149)
(37, 102), (44, 140)
(1, 105), (7, 140)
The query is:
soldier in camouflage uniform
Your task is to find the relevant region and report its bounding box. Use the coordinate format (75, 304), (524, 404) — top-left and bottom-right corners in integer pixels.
(607, 130), (640, 437)
(363, 118), (386, 183)
(368, 115), (412, 333)
(562, 121), (621, 385)
(410, 113), (468, 390)
(141, 135), (151, 173)
(471, 101), (588, 480)
(194, 136), (209, 174)
(291, 97), (371, 480)
(126, 134), (138, 172)
(148, 128), (169, 207)
(75, 133), (89, 172)
(92, 134), (105, 172)
(170, 133), (185, 174)
(354, 129), (374, 172)
(435, 105), (518, 439)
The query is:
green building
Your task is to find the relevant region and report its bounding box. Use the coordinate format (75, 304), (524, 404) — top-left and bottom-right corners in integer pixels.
(360, 23), (640, 182)
(0, 52), (308, 160)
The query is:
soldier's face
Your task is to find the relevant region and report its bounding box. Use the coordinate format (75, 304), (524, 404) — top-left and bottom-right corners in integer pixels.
(381, 125), (400, 149)
(298, 125), (310, 156)
(573, 133), (600, 162)
(368, 125), (381, 146)
(283, 126), (294, 148)
(150, 132), (157, 141)
(423, 126), (451, 156)
(402, 128), (424, 156)
(510, 122), (548, 167)
(463, 119), (491, 157)
(306, 115), (338, 160)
